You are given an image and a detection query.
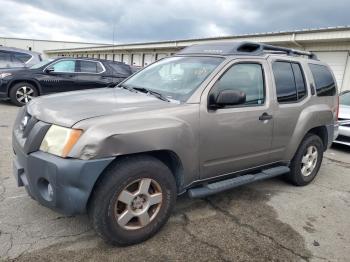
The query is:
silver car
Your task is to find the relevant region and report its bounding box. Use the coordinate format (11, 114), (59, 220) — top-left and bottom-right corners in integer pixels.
(334, 91), (350, 146)
(12, 42), (338, 245)
(0, 46), (42, 70)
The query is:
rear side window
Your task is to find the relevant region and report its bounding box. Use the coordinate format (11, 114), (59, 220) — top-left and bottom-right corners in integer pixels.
(108, 62), (132, 77)
(79, 60), (104, 73)
(13, 52), (32, 63)
(272, 61), (307, 103)
(309, 64), (336, 96)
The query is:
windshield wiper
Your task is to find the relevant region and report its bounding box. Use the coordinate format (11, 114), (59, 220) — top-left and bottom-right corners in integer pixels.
(133, 87), (170, 102)
(117, 83), (137, 92)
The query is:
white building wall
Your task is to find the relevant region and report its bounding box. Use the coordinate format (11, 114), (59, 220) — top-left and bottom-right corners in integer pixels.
(0, 37), (108, 58)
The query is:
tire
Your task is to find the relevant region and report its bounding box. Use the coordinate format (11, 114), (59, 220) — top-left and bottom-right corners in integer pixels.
(88, 155), (177, 246)
(287, 134), (324, 186)
(9, 82), (38, 106)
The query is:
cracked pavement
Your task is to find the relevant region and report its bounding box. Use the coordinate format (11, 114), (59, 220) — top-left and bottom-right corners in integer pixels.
(0, 101), (349, 261)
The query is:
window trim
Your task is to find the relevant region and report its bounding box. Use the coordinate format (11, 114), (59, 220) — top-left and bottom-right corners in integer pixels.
(207, 61), (267, 109)
(43, 58), (106, 74)
(272, 59), (308, 104)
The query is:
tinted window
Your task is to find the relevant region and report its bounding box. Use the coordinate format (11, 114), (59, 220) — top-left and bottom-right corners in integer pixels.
(309, 64), (336, 96)
(214, 63), (265, 105)
(273, 62), (297, 102)
(51, 60), (76, 72)
(108, 62), (132, 77)
(13, 52), (32, 63)
(0, 51), (11, 62)
(79, 60), (103, 73)
(292, 63), (307, 99)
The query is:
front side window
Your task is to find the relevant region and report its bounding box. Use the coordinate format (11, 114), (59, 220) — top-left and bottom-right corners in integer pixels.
(309, 64), (336, 96)
(78, 60), (104, 73)
(122, 56), (223, 101)
(212, 63), (265, 106)
(272, 61), (307, 103)
(51, 60), (76, 72)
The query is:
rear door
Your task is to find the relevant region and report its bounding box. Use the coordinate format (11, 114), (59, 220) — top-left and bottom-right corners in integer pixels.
(199, 59), (274, 179)
(73, 60), (107, 90)
(268, 59), (309, 162)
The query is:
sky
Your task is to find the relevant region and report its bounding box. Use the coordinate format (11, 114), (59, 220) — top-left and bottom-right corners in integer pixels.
(0, 0), (349, 44)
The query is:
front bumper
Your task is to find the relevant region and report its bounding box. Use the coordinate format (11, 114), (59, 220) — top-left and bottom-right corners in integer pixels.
(13, 144), (114, 215)
(0, 79), (9, 98)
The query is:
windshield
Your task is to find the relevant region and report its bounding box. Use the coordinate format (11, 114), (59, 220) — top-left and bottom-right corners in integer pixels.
(340, 91), (350, 106)
(121, 56), (223, 101)
(30, 59), (54, 69)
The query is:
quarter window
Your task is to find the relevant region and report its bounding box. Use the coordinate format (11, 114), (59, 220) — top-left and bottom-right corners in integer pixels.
(79, 60), (104, 73)
(272, 61), (307, 103)
(13, 52), (32, 63)
(309, 64), (336, 96)
(213, 63), (265, 106)
(51, 60), (76, 72)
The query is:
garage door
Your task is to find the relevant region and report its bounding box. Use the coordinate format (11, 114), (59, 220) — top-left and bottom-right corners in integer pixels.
(313, 51), (348, 88)
(156, 53), (168, 60)
(132, 54), (142, 66)
(143, 54), (154, 66)
(122, 54), (131, 65)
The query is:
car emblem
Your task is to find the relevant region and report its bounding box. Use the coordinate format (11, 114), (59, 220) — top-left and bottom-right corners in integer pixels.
(20, 116), (29, 131)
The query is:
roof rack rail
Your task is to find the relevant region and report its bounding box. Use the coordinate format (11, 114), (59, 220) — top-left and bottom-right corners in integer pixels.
(177, 41), (318, 60)
(256, 43), (318, 60)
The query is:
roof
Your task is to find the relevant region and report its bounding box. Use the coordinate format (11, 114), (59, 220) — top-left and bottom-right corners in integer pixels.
(45, 26), (350, 53)
(0, 46), (41, 55)
(177, 41), (317, 59)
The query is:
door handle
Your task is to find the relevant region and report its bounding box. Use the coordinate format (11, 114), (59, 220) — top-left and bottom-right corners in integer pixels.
(259, 112), (273, 121)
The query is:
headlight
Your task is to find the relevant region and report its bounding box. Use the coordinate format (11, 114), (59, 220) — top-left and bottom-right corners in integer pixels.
(40, 125), (82, 158)
(0, 72), (12, 79)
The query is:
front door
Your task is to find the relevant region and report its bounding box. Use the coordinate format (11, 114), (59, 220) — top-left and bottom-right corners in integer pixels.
(199, 60), (274, 179)
(39, 59), (76, 93)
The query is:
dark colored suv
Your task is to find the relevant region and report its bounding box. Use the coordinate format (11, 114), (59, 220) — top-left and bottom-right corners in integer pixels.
(0, 57), (133, 106)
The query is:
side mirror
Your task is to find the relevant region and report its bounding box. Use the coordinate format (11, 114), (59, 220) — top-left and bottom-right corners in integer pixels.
(210, 90), (246, 108)
(45, 67), (54, 73)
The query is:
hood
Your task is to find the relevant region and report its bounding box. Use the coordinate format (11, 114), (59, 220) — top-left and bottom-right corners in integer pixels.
(27, 88), (180, 127)
(0, 68), (29, 73)
(339, 105), (350, 120)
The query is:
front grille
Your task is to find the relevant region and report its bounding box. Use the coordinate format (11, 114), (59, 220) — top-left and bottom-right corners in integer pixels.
(13, 108), (50, 154)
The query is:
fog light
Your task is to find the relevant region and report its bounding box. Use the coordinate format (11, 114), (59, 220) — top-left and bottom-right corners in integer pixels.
(37, 178), (54, 202)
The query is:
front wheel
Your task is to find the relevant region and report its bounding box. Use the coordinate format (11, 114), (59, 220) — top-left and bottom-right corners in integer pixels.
(287, 134), (324, 186)
(9, 82), (38, 106)
(88, 156), (177, 246)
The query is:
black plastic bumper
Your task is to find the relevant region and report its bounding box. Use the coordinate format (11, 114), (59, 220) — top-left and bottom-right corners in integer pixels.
(13, 146), (114, 215)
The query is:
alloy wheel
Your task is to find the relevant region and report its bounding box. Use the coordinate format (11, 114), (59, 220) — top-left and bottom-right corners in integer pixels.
(16, 86), (34, 104)
(301, 145), (318, 177)
(115, 178), (163, 230)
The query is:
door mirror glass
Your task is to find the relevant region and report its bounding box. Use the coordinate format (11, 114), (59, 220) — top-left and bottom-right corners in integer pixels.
(212, 90), (246, 107)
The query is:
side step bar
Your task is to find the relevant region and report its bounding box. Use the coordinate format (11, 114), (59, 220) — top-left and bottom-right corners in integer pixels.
(188, 166), (290, 198)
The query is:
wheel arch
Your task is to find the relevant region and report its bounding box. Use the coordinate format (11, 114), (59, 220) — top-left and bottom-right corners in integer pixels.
(8, 79), (42, 96)
(86, 150), (185, 210)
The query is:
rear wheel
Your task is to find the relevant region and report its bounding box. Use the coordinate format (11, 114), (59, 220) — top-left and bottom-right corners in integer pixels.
(287, 134), (324, 186)
(9, 82), (38, 106)
(88, 156), (177, 246)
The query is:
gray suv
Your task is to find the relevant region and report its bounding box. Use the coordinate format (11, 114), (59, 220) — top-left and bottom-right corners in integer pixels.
(12, 42), (338, 245)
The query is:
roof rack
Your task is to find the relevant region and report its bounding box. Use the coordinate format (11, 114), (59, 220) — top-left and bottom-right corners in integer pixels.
(177, 41), (318, 60)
